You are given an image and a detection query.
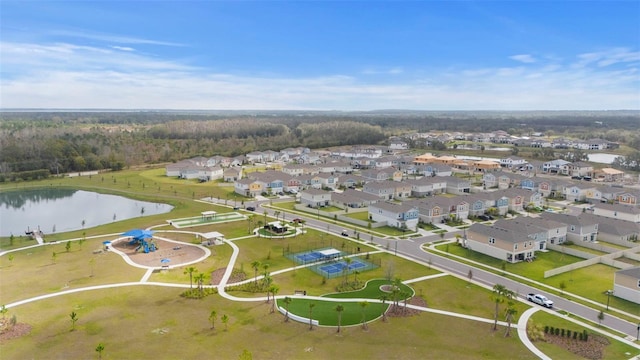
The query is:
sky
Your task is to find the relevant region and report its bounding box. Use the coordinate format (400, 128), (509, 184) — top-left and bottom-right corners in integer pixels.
(1, 1), (639, 110)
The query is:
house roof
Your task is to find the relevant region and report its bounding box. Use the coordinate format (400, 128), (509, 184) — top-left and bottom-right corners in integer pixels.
(616, 266), (640, 280)
(468, 223), (525, 244)
(370, 201), (416, 214)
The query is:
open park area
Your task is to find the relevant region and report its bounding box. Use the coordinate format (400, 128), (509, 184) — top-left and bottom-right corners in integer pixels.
(0, 167), (639, 360)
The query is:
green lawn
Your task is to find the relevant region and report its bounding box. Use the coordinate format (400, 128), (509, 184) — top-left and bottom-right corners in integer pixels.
(345, 211), (371, 222)
(280, 297), (386, 326)
(529, 311), (639, 360)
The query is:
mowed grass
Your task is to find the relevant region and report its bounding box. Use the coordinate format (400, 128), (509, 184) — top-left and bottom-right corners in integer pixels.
(1, 285), (540, 360)
(529, 311), (640, 360)
(282, 297), (387, 326)
(545, 264), (640, 316)
(0, 237), (146, 304)
(413, 275), (530, 323)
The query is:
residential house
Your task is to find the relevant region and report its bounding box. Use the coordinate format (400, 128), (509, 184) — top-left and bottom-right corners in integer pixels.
(368, 202), (419, 231)
(617, 191), (640, 207)
(540, 213), (599, 242)
(299, 189), (332, 208)
(613, 267), (640, 305)
(569, 162), (593, 178)
(441, 176), (471, 194)
(592, 203), (640, 223)
(360, 168), (403, 182)
(543, 159), (572, 175)
(596, 168), (625, 182)
(410, 197), (469, 224)
(362, 181), (396, 200)
(465, 223), (536, 263)
(223, 167), (242, 182)
(581, 213), (640, 246)
(493, 218), (550, 251)
(564, 183), (596, 202)
(500, 156), (527, 169)
(234, 178), (263, 197)
(331, 189), (380, 208)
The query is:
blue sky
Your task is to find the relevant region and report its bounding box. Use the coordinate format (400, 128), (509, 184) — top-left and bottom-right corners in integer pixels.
(1, 1), (639, 110)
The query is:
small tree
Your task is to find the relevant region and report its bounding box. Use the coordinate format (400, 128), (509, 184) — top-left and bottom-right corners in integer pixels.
(559, 281), (567, 295)
(379, 293), (389, 322)
(504, 301), (517, 337)
(238, 349), (253, 360)
(209, 310), (217, 329)
(308, 303), (315, 330)
(65, 241), (71, 252)
(8, 254), (14, 265)
(335, 304), (344, 333)
(359, 301), (369, 330)
(70, 311), (78, 331)
(0, 305), (7, 320)
(282, 297), (292, 322)
(95, 343), (105, 359)
(183, 267), (197, 289)
(52, 251), (57, 264)
(269, 284), (279, 313)
(222, 314), (229, 331)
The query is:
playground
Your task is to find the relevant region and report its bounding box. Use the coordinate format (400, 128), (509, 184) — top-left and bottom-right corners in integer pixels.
(111, 237), (207, 268)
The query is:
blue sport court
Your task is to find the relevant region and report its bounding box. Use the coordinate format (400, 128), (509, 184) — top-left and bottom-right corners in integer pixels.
(318, 260), (367, 274)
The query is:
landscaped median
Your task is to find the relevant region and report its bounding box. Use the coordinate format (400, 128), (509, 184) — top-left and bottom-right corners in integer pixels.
(276, 279), (413, 326)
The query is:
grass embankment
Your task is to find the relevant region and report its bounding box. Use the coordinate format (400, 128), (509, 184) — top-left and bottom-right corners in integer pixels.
(432, 243), (640, 317)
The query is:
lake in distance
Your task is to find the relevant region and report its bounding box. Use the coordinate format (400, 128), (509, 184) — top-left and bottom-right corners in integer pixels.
(0, 189), (173, 237)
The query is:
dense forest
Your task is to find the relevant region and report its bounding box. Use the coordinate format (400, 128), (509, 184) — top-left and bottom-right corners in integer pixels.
(0, 110), (639, 181)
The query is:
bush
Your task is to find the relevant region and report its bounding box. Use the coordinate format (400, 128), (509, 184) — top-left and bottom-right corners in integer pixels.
(561, 329), (565, 337)
(555, 328), (560, 336)
(583, 330), (588, 341)
(544, 325), (549, 334)
(573, 331), (578, 340)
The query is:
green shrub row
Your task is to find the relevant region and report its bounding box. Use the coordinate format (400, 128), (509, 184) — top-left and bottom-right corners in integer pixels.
(544, 325), (588, 341)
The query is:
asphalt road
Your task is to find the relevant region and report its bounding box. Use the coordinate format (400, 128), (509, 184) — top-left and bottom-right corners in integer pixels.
(246, 198), (640, 340)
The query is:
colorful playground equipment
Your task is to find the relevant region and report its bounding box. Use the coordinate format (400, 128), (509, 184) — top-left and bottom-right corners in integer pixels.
(122, 229), (157, 253)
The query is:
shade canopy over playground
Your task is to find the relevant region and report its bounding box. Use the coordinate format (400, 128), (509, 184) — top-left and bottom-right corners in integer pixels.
(122, 229), (154, 240)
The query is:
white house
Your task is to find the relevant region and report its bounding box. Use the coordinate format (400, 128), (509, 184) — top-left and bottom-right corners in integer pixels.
(368, 202), (419, 231)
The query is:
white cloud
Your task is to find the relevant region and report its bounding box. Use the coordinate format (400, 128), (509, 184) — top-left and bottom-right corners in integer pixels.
(362, 67), (404, 75)
(1, 40), (638, 110)
(111, 46), (135, 52)
(509, 54), (536, 63)
(51, 30), (184, 47)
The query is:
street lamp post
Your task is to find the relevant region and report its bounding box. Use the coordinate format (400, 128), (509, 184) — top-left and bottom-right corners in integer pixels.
(605, 290), (613, 310)
(636, 322), (640, 341)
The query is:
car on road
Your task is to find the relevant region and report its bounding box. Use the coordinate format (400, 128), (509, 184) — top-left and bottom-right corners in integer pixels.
(292, 218), (303, 223)
(527, 293), (554, 308)
(341, 230), (349, 237)
(478, 215), (490, 221)
(246, 206), (256, 211)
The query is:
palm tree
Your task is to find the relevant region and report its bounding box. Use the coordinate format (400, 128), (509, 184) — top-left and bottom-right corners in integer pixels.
(269, 284), (279, 313)
(491, 284), (508, 331)
(335, 304), (344, 333)
(263, 275), (272, 302)
(247, 214), (256, 234)
(251, 261), (261, 288)
(282, 297), (292, 322)
(209, 310), (217, 329)
(195, 273), (205, 296)
(359, 301), (369, 330)
(343, 257), (352, 284)
(308, 303), (316, 330)
(379, 293), (390, 322)
(183, 267), (197, 289)
(504, 301), (518, 337)
(400, 291), (410, 314)
(222, 314), (229, 331)
(70, 311), (78, 331)
(95, 343), (105, 360)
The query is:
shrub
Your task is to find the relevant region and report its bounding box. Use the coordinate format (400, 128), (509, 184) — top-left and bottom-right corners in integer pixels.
(549, 326), (555, 334)
(544, 325), (549, 334)
(561, 329), (565, 337)
(555, 328), (560, 336)
(583, 330), (588, 341)
(573, 331), (578, 340)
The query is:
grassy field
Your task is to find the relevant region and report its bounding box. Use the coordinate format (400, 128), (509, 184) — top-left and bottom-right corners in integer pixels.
(432, 243), (640, 316)
(1, 167), (638, 359)
(1, 285), (541, 360)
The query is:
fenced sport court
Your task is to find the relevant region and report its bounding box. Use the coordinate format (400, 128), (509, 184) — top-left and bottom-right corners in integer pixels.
(286, 247), (379, 278)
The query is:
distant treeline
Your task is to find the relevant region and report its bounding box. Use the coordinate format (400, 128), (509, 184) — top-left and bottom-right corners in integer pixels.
(0, 111), (638, 179)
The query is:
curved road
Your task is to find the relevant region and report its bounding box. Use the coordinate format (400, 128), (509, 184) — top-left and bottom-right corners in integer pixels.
(247, 198), (640, 341)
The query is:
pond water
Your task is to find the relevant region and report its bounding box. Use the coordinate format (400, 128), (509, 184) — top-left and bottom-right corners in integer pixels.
(586, 153), (623, 164)
(0, 189), (173, 237)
